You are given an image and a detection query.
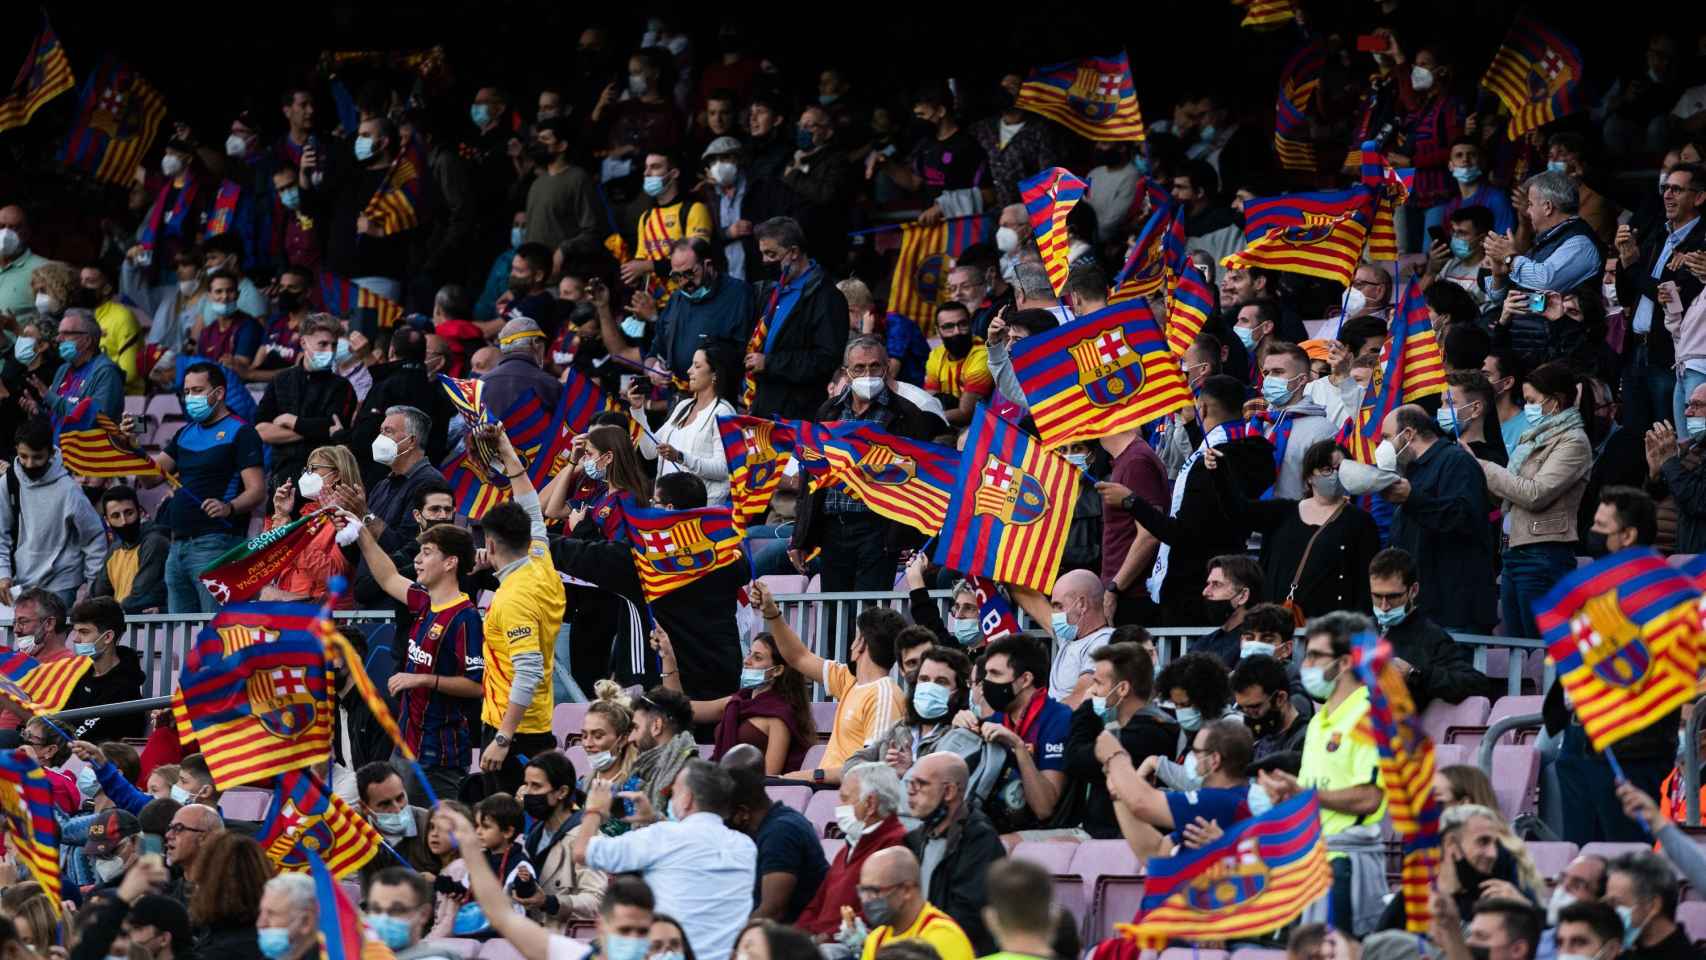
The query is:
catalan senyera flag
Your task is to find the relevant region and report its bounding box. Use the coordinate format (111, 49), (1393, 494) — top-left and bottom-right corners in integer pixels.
(718, 416), (797, 533)
(1481, 16), (1585, 139)
(0, 17), (74, 133)
(1225, 189), (1372, 287)
(199, 512), (335, 605)
(1165, 261), (1214, 358)
(1351, 632), (1441, 933)
(1010, 299), (1191, 447)
(360, 141), (425, 237)
(1535, 549), (1704, 752)
(1233, 0), (1295, 29)
(53, 396), (169, 482)
(1340, 277), (1447, 463)
(886, 215), (993, 336)
(259, 770), (384, 879)
(621, 499), (745, 602)
(307, 847), (396, 960)
(0, 750), (63, 917)
(320, 271), (404, 329)
(818, 426), (958, 536)
(934, 407), (1078, 594)
(1020, 167), (1088, 298)
(1015, 52), (1146, 143)
(1117, 790), (1329, 947)
(58, 57), (166, 186)
(172, 603), (334, 790)
(0, 650), (92, 717)
(1274, 42), (1324, 173)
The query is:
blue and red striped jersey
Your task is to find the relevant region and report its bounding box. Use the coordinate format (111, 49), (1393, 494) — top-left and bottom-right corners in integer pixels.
(400, 584), (485, 767)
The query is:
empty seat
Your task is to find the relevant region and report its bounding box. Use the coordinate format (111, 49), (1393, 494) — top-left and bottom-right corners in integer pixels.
(766, 784), (811, 812)
(1421, 697), (1489, 746)
(801, 743), (827, 773)
(1525, 841), (1580, 883)
(1444, 694), (1544, 745)
(1091, 874), (1146, 941)
(1487, 744), (1541, 820)
(1434, 743), (1475, 769)
(820, 836), (846, 864)
(1071, 839), (1141, 883)
(1677, 901), (1706, 942)
(811, 701), (837, 742)
(804, 789), (839, 837)
(221, 788), (272, 821)
(759, 575), (808, 595)
(553, 703), (590, 745)
(123, 395), (146, 417)
(144, 394), (183, 420)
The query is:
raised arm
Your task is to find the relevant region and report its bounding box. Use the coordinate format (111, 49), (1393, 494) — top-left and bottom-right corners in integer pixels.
(749, 579), (824, 680)
(353, 523), (413, 603)
(650, 625), (732, 722)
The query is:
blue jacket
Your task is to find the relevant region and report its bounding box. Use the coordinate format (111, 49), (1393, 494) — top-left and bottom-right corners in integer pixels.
(48, 353), (125, 422)
(647, 273), (756, 378)
(92, 759), (152, 816)
(1389, 440), (1498, 632)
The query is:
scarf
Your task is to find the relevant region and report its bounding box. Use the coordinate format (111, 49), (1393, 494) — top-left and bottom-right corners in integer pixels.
(1507, 407), (1583, 476)
(629, 729), (697, 811)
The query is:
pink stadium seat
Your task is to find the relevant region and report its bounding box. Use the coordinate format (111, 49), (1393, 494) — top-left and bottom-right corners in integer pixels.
(811, 701), (837, 742)
(1433, 743), (1474, 769)
(1159, 947), (1227, 960)
(801, 743), (827, 772)
(1487, 744), (1541, 820)
(437, 940), (482, 958)
(1421, 697), (1489, 746)
(144, 394), (183, 420)
(1012, 840), (1083, 928)
(1525, 841), (1580, 883)
(1580, 842), (1655, 864)
(138, 483), (172, 518)
(758, 575), (807, 595)
(1677, 902), (1706, 942)
(123, 395), (146, 418)
(476, 941), (528, 960)
(150, 419), (183, 448)
(221, 788), (271, 821)
(804, 789), (839, 837)
(553, 703), (590, 745)
(1071, 839), (1141, 885)
(766, 784), (811, 812)
(563, 745), (588, 781)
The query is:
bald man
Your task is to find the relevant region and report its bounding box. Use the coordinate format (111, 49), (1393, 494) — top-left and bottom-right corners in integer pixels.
(1045, 568), (1113, 707)
(901, 753), (1003, 954)
(855, 847), (974, 960)
(0, 205), (47, 322)
(470, 346), (501, 377)
(163, 803), (223, 872)
(720, 744), (827, 922)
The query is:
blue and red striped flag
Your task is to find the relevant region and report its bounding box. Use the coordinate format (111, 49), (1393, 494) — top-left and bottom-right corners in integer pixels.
(1109, 199), (1180, 302)
(443, 453), (508, 521)
(884, 215), (994, 337)
(1015, 52), (1146, 143)
(970, 577), (1021, 647)
(306, 847), (395, 960)
(1351, 631), (1440, 932)
(1118, 790), (1330, 947)
(259, 769), (384, 879)
(819, 426), (958, 536)
(204, 179), (244, 237)
(779, 419), (856, 484)
(58, 57), (166, 186)
(933, 407), (1078, 594)
(1274, 42), (1323, 172)
(1226, 187), (1373, 287)
(1535, 549), (1703, 752)
(1020, 167), (1088, 298)
(620, 499), (745, 602)
(0, 16), (75, 133)
(0, 749), (64, 917)
(1164, 260), (1214, 358)
(1362, 146), (1414, 263)
(320, 272), (404, 329)
(718, 416), (797, 533)
(53, 395), (169, 482)
(1010, 298), (1191, 447)
(361, 141), (426, 237)
(1481, 16), (1584, 138)
(1340, 277), (1447, 463)
(0, 650), (92, 717)
(171, 603), (334, 790)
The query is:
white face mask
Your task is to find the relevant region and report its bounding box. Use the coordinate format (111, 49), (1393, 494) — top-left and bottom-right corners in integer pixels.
(177, 277), (199, 297)
(834, 803), (866, 843)
(710, 161), (738, 187)
(1342, 286), (1368, 319)
(586, 750), (615, 772)
(225, 133), (250, 158)
(850, 376), (885, 400)
(1410, 66), (1435, 91)
(996, 226), (1020, 254)
(372, 434), (401, 466)
(161, 153), (185, 177)
(1546, 886), (1576, 926)
(0, 228), (20, 258)
(297, 471), (325, 499)
(34, 293), (59, 315)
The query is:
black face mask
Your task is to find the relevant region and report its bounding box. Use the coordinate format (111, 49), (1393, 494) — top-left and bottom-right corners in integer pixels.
(20, 462), (49, 481)
(997, 90), (1017, 112)
(920, 793), (951, 831)
(276, 290), (304, 313)
(529, 144), (557, 166)
(1203, 599), (1235, 624)
(1583, 530), (1610, 558)
(1453, 844), (1513, 891)
(111, 523), (142, 545)
(1246, 701), (1282, 739)
(943, 333), (974, 359)
(522, 791), (556, 821)
(982, 678), (1017, 714)
(508, 275), (536, 296)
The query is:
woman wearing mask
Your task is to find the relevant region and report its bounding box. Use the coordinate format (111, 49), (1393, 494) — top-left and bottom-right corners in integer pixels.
(843, 644), (971, 777)
(1206, 440), (1378, 621)
(259, 444), (362, 604)
(580, 682), (644, 837)
(555, 424), (651, 530)
(1472, 361), (1590, 639)
(1154, 651), (1235, 784)
(629, 346), (739, 505)
(0, 318), (62, 461)
(590, 48), (685, 191)
(26, 261), (74, 327)
(647, 915), (697, 960)
(903, 552), (983, 647)
(515, 751), (607, 932)
(143, 250), (207, 372)
(652, 628), (813, 774)
(1385, 42), (1466, 242)
(188, 832), (269, 960)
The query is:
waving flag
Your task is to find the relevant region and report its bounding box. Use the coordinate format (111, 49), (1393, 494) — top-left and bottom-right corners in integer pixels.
(320, 272), (404, 329)
(53, 396), (169, 481)
(1010, 299), (1190, 446)
(1481, 16), (1584, 138)
(1118, 790), (1329, 947)
(1225, 195), (1370, 287)
(1362, 146), (1414, 263)
(1015, 52), (1146, 143)
(1109, 199), (1181, 303)
(971, 577), (1021, 646)
(0, 17), (74, 133)
(819, 427), (958, 535)
(1536, 549), (1703, 751)
(886, 215), (994, 336)
(260, 770), (383, 878)
(58, 57), (166, 186)
(1340, 278), (1446, 463)
(1020, 168), (1089, 297)
(934, 408), (1077, 594)
(718, 417), (797, 532)
(621, 500), (745, 602)
(199, 512), (335, 605)
(306, 848), (395, 960)
(781, 419), (857, 484)
(0, 750), (63, 917)
(1165, 261), (1214, 357)
(1274, 42), (1324, 172)
(171, 603), (334, 789)
(444, 453), (509, 520)
(0, 650), (92, 717)
(360, 142), (425, 236)
(1233, 0), (1295, 28)
(1351, 632), (1441, 933)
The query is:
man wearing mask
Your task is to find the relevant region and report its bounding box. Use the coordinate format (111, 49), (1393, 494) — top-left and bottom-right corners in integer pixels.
(1252, 342), (1337, 499)
(45, 308), (125, 422)
(84, 809), (144, 892)
(1042, 569), (1114, 708)
(0, 420), (104, 610)
(351, 327), (455, 468)
(700, 137), (786, 282)
(250, 264), (314, 383)
(1600, 851), (1693, 959)
(196, 271), (265, 381)
(1585, 486), (1657, 558)
(1437, 138), (1516, 234)
(851, 848), (975, 960)
(340, 405), (444, 549)
(622, 150), (713, 312)
(923, 303), (992, 428)
(746, 217), (850, 419)
(255, 315), (360, 486)
(257, 873), (320, 960)
(1230, 654), (1309, 761)
(363, 868), (456, 960)
(1366, 548), (1489, 709)
(0, 205), (48, 322)
(794, 761), (907, 940)
(355, 763), (434, 873)
(91, 485), (168, 613)
(1219, 268), (1306, 347)
(1083, 142), (1144, 241)
(482, 243), (556, 341)
(871, 87), (986, 226)
(301, 115), (414, 310)
(523, 117), (599, 253)
(969, 76), (1060, 210)
(640, 239), (753, 383)
(993, 204), (1032, 286)
(900, 753), (1003, 954)
(1189, 554), (1263, 667)
(1171, 161), (1242, 263)
(127, 362), (265, 613)
(1423, 205), (1495, 306)
(1379, 404), (1499, 634)
(461, 86), (520, 263)
(76, 265), (145, 393)
(62, 597), (147, 741)
(1064, 641), (1178, 840)
(1341, 262), (1393, 323)
(945, 263), (997, 340)
(951, 636), (1070, 835)
(481, 317), (561, 425)
(1097, 718), (1254, 858)
(781, 106), (854, 263)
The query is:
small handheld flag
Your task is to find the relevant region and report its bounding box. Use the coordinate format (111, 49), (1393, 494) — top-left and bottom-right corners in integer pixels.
(0, 650), (92, 717)
(817, 427), (958, 536)
(53, 396), (172, 482)
(0, 750), (63, 917)
(1481, 16), (1584, 139)
(1020, 167), (1089, 298)
(621, 499), (745, 602)
(198, 512), (335, 606)
(1015, 52), (1146, 143)
(259, 770), (384, 879)
(1010, 299), (1190, 447)
(717, 416), (796, 532)
(0, 17), (75, 133)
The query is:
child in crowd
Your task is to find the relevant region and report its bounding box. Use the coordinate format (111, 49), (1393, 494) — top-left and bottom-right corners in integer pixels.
(474, 793), (534, 902)
(428, 800), (474, 938)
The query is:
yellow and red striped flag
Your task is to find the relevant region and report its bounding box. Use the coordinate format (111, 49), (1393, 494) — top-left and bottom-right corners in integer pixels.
(816, 427), (956, 536)
(1020, 167), (1088, 298)
(54, 397), (172, 482)
(258, 770), (383, 879)
(1480, 16), (1585, 139)
(1233, 0), (1296, 29)
(1015, 52), (1146, 143)
(0, 650), (92, 717)
(0, 17), (74, 133)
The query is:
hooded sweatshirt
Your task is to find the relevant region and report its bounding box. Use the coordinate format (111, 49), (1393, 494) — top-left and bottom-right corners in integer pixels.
(0, 451), (106, 592)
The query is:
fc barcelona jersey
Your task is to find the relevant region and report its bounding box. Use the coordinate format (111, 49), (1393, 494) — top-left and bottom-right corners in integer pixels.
(402, 584), (485, 766)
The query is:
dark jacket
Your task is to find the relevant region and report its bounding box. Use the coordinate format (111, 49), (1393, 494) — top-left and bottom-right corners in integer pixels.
(1064, 702), (1179, 840)
(1381, 613), (1491, 709)
(904, 804), (1005, 955)
(352, 362), (457, 472)
(191, 921), (266, 960)
(1118, 433), (1275, 625)
(481, 354), (563, 424)
(1649, 434), (1706, 554)
(1615, 216), (1706, 370)
(699, 176), (792, 279)
(92, 523), (170, 613)
(1211, 467), (1380, 621)
(1389, 440), (1498, 633)
(255, 366), (359, 484)
(647, 272), (756, 378)
(747, 265), (849, 420)
(0, 352), (60, 462)
(780, 148), (854, 266)
(67, 892), (129, 960)
(65, 646), (148, 741)
(312, 160), (414, 281)
(791, 388), (938, 557)
(908, 586), (952, 647)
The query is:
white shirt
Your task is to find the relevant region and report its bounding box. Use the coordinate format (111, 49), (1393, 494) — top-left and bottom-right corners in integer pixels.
(586, 812), (757, 960)
(635, 397), (737, 505)
(1048, 624), (1114, 701)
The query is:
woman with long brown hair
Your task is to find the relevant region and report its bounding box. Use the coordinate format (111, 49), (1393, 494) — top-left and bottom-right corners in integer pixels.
(187, 831), (271, 960)
(652, 628), (815, 774)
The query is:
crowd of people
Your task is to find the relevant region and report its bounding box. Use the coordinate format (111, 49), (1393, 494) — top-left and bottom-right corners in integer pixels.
(5, 8), (1706, 960)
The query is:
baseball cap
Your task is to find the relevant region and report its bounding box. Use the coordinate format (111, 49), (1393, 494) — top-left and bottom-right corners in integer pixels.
(87, 809), (141, 859)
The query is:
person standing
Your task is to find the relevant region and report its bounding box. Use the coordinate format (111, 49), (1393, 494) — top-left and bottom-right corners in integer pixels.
(744, 218), (849, 420)
(0, 421), (106, 610)
(1616, 162), (1706, 437)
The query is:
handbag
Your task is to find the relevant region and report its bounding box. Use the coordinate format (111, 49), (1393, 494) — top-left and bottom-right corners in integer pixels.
(1281, 501), (1346, 626)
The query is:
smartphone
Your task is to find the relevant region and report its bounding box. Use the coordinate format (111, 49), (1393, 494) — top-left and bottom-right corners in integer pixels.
(1427, 225), (1449, 247)
(1527, 292), (1548, 313)
(1356, 34), (1387, 53)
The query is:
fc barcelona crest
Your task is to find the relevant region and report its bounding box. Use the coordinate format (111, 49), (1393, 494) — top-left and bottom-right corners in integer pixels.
(1066, 66), (1122, 121)
(248, 665), (320, 740)
(1278, 212), (1342, 246)
(1068, 328), (1145, 408)
(973, 455), (1048, 525)
(1183, 836), (1271, 911)
(637, 521), (716, 574)
(743, 424), (780, 488)
(1570, 590), (1651, 689)
(859, 448), (916, 486)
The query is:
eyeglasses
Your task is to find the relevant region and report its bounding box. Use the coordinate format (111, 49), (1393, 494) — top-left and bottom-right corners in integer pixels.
(165, 823), (207, 835)
(1661, 183), (1700, 195)
(855, 882), (906, 898)
(1371, 590), (1410, 605)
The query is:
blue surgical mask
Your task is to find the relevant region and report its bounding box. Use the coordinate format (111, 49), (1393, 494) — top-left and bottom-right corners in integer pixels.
(582, 457), (605, 481)
(1436, 406), (1459, 433)
(354, 136), (375, 162)
(205, 300), (232, 318)
(739, 667), (770, 689)
(1373, 603), (1408, 630)
(1547, 160), (1568, 174)
(1261, 373), (1295, 406)
(1175, 706), (1203, 732)
(621, 316), (647, 339)
(366, 915), (414, 950)
(185, 394), (215, 422)
(795, 128), (817, 151)
(605, 935), (650, 960)
(912, 682), (950, 720)
(1199, 125), (1217, 143)
(58, 339), (79, 362)
(1182, 750), (1202, 781)
(451, 902), (489, 936)
(170, 784), (194, 805)
(1051, 610), (1078, 645)
(1240, 640), (1275, 659)
(470, 103), (492, 128)
(1688, 417), (1706, 436)
(1300, 665), (1335, 701)
(1065, 453), (1090, 469)
(257, 929), (292, 960)
(334, 337), (353, 366)
(510, 226), (525, 248)
(278, 186), (300, 210)
(373, 810), (411, 835)
(76, 765), (100, 799)
(73, 641), (97, 657)
(1247, 784), (1274, 816)
(13, 337), (35, 364)
(1451, 165), (1481, 184)
(951, 617), (981, 646)
(1524, 401), (1546, 424)
(642, 175), (668, 197)
(666, 796), (682, 821)
(1449, 236), (1473, 259)
(1615, 904), (1642, 947)
(1234, 325), (1257, 349)
(1091, 694), (1119, 725)
(308, 350), (334, 371)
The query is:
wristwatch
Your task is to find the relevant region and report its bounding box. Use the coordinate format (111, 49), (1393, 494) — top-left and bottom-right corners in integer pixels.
(494, 733), (511, 748)
(812, 768), (825, 783)
(1120, 493), (1137, 513)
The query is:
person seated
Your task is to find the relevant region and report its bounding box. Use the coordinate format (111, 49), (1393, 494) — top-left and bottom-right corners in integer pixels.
(1367, 547), (1492, 708)
(794, 761), (909, 940)
(901, 753), (1004, 954)
(1154, 651), (1235, 784)
(1097, 718), (1255, 860)
(1231, 655), (1310, 762)
(1381, 802), (1544, 932)
(515, 751), (607, 931)
(579, 683), (644, 837)
(362, 867), (462, 960)
(654, 628), (814, 775)
(473, 793), (534, 906)
(1234, 602), (1300, 665)
(843, 644), (971, 777)
(259, 444), (362, 604)
(720, 744), (828, 923)
(627, 687), (699, 814)
(850, 847), (975, 960)
(354, 762), (434, 874)
(949, 635), (1071, 834)
(1432, 764), (1501, 815)
(923, 302), (993, 428)
(1064, 638), (1179, 840)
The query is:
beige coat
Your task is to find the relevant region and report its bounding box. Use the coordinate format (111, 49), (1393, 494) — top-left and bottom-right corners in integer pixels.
(527, 819), (608, 933)
(1478, 427), (1591, 548)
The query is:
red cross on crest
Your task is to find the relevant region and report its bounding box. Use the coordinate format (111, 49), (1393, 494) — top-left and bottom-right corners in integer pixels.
(1095, 331), (1127, 364)
(272, 667), (309, 697)
(1540, 50), (1564, 81)
(639, 530), (674, 554)
(982, 458), (1015, 489)
(1096, 73), (1122, 100)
